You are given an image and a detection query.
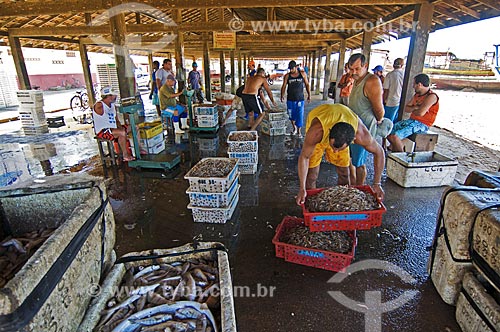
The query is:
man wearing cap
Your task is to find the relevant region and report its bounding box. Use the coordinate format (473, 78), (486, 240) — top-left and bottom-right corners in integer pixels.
(156, 59), (175, 89)
(347, 53), (387, 186)
(383, 58), (405, 123)
(281, 60), (311, 137)
(387, 73), (439, 152)
(372, 65), (385, 84)
(188, 62), (204, 104)
(92, 87), (135, 161)
(247, 60), (256, 77)
(159, 74), (188, 134)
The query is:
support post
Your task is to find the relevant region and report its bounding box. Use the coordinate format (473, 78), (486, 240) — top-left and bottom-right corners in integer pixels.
(362, 30), (373, 66)
(238, 49), (242, 87)
(310, 51), (316, 92)
(201, 9), (211, 101)
(398, 3), (434, 121)
(109, 10), (134, 98)
(220, 51), (225, 93)
(323, 44), (332, 100)
(335, 40), (347, 102)
(8, 35), (30, 89)
(230, 50), (235, 94)
(79, 40), (95, 107)
(315, 48), (322, 95)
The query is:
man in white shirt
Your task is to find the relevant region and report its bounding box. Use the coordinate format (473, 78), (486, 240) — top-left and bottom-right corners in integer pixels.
(155, 59), (175, 89)
(383, 58), (405, 123)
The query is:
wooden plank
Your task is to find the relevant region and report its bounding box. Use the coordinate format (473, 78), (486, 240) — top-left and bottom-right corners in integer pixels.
(445, 0), (481, 19)
(361, 29), (373, 64)
(7, 34), (31, 89)
(335, 39), (347, 102)
(477, 0), (500, 11)
(0, 0), (429, 18)
(322, 44), (332, 100)
(230, 50), (235, 94)
(79, 40), (95, 107)
(315, 48), (322, 95)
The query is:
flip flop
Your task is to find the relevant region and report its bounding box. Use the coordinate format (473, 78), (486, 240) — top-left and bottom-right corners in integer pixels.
(140, 149), (148, 155)
(123, 156), (135, 162)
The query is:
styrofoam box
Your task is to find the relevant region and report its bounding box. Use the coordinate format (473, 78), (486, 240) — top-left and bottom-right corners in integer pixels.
(239, 163), (258, 175)
(185, 158), (239, 193)
(387, 151), (458, 187)
(194, 104), (218, 116)
(22, 125), (49, 135)
(139, 132), (164, 149)
(16, 90), (43, 103)
(456, 271), (500, 332)
(442, 188), (500, 260)
(228, 151), (258, 164)
(197, 113), (219, 128)
(472, 207), (500, 286)
(21, 117), (47, 127)
(20, 112), (46, 122)
(78, 242), (236, 332)
(228, 130), (258, 153)
(148, 140), (165, 154)
(19, 100), (44, 107)
(187, 176), (240, 208)
(19, 106), (45, 116)
(265, 111), (288, 121)
(428, 234), (473, 305)
(261, 124), (286, 136)
(188, 191), (239, 223)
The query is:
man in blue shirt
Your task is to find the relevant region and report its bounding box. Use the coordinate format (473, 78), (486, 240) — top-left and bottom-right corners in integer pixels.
(187, 62), (204, 104)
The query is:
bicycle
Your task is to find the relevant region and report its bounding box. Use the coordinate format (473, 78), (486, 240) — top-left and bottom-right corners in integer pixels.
(70, 90), (91, 124)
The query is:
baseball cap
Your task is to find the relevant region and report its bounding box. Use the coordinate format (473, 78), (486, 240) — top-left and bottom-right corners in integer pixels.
(372, 65), (384, 72)
(166, 74), (176, 81)
(101, 86), (118, 96)
(192, 62), (198, 67)
(288, 60), (297, 69)
(248, 60), (255, 67)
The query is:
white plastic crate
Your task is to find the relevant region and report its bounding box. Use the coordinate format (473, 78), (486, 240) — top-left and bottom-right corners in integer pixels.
(266, 119), (287, 128)
(387, 152), (458, 187)
(194, 104), (218, 116)
(188, 191), (239, 223)
(261, 125), (286, 136)
(266, 111), (288, 121)
(228, 151), (258, 164)
(197, 113), (219, 128)
(239, 163), (258, 175)
(198, 137), (219, 151)
(16, 90), (43, 103)
(223, 110), (236, 124)
(227, 130), (258, 152)
(187, 176), (240, 208)
(185, 158), (239, 193)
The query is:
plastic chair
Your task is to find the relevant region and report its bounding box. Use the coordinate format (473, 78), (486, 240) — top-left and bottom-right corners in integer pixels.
(161, 109), (174, 134)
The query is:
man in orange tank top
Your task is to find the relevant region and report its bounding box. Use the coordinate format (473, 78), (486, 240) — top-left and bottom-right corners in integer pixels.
(387, 74), (439, 152)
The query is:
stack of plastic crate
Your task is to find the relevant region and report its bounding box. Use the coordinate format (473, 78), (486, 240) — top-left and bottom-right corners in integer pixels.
(16, 90), (48, 133)
(0, 70), (19, 107)
(197, 136), (219, 158)
(261, 109), (287, 136)
(185, 158), (240, 223)
(193, 104), (218, 128)
(227, 130), (258, 175)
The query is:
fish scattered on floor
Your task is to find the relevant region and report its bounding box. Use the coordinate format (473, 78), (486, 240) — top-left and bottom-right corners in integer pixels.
(305, 186), (380, 212)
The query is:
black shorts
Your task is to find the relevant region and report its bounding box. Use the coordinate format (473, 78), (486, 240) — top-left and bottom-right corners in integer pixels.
(241, 93), (264, 115)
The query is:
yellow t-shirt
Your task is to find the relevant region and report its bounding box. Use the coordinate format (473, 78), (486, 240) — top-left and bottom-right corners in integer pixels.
(306, 104), (358, 144)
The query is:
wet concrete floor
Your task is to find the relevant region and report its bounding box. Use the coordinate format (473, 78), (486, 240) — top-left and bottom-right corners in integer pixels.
(0, 89), (475, 331)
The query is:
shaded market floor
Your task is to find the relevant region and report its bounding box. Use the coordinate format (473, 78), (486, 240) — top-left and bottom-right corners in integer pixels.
(1, 87), (499, 331)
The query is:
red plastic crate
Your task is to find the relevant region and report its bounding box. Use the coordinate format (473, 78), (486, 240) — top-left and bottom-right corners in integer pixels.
(301, 185), (386, 231)
(272, 216), (356, 272)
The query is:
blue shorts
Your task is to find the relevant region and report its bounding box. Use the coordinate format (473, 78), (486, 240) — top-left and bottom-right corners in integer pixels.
(287, 100), (305, 127)
(390, 119), (429, 139)
(384, 105), (399, 123)
(349, 143), (368, 167)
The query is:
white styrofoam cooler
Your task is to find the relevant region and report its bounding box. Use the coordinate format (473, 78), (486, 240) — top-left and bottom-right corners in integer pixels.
(387, 151), (458, 187)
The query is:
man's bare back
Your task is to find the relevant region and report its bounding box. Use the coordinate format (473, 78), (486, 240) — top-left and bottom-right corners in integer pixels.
(242, 75), (268, 95)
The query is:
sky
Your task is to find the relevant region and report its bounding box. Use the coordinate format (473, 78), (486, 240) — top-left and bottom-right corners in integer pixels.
(374, 16), (500, 61)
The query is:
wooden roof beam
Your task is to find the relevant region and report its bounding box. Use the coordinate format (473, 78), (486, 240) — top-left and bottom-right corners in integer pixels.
(444, 0), (481, 19)
(476, 0), (500, 11)
(0, 0), (430, 18)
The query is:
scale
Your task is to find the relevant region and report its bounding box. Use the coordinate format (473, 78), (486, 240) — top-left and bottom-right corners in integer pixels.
(185, 89), (220, 133)
(119, 96), (180, 171)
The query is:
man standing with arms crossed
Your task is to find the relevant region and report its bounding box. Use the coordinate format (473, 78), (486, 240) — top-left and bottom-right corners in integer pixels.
(281, 60), (311, 137)
(348, 53), (385, 185)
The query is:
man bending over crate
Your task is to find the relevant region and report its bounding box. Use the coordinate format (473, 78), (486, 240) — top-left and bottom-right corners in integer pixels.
(296, 104), (385, 205)
(241, 68), (277, 130)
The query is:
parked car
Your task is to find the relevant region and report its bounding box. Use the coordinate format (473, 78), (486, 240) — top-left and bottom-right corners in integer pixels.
(135, 68), (149, 89)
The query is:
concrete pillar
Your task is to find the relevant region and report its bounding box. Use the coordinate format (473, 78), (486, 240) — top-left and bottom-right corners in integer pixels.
(220, 51), (225, 92)
(310, 51), (316, 91)
(110, 12), (134, 98)
(238, 49), (242, 87)
(335, 40), (347, 102)
(315, 49), (322, 95)
(399, 3), (434, 120)
(8, 35), (30, 90)
(323, 45), (332, 100)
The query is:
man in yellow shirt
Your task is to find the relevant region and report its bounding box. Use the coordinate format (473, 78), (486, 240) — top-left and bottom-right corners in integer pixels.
(296, 104), (385, 205)
(159, 74), (187, 134)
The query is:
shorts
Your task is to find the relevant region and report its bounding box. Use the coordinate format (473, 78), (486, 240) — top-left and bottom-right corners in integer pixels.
(287, 100), (305, 127)
(152, 92), (159, 106)
(241, 93), (263, 115)
(309, 142), (350, 168)
(390, 119), (429, 139)
(350, 143), (368, 167)
(165, 104), (186, 114)
(383, 105), (399, 123)
(96, 128), (114, 141)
